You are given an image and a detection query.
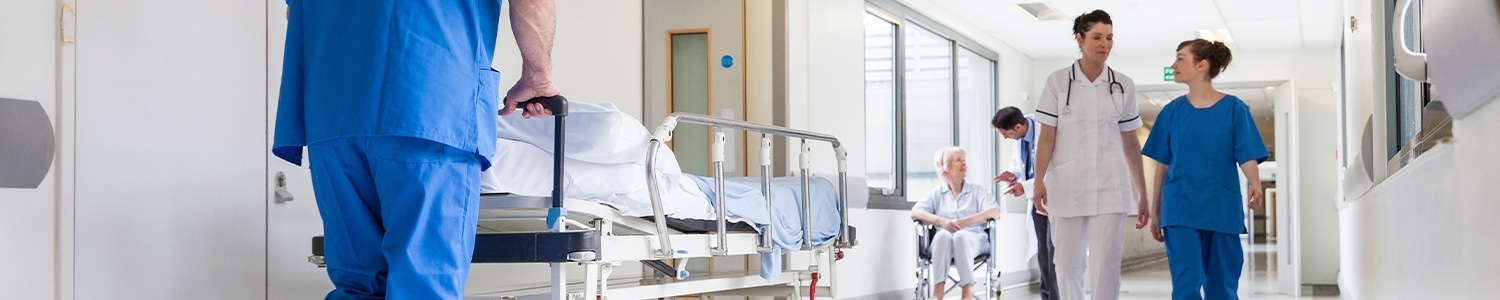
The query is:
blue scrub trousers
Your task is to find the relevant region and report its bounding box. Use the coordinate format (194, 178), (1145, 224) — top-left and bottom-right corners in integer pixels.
(1163, 226), (1243, 300)
(308, 136), (481, 300)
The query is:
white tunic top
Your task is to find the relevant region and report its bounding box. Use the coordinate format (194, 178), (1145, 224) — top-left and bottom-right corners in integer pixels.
(1032, 61), (1144, 218)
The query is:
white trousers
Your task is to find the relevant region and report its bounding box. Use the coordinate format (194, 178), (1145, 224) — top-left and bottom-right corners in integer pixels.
(1051, 213), (1126, 300)
(929, 229), (986, 286)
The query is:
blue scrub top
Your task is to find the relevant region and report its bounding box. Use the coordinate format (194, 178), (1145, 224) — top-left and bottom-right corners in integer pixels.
(274, 0), (504, 170)
(1141, 95), (1268, 234)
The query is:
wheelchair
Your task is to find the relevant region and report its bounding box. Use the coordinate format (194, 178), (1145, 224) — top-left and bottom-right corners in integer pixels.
(914, 219), (1001, 300)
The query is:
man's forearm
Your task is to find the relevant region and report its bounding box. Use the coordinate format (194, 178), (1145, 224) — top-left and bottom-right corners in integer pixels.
(509, 0), (555, 78)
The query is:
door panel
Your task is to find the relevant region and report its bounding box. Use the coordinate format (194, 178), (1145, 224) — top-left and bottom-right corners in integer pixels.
(671, 32), (711, 175)
(73, 0), (267, 297)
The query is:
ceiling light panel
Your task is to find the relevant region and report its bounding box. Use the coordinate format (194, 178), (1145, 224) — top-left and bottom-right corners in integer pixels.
(1015, 2), (1066, 21)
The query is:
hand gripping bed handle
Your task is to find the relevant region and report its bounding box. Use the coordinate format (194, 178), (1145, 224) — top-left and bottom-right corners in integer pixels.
(512, 95), (570, 230)
(515, 95), (570, 117)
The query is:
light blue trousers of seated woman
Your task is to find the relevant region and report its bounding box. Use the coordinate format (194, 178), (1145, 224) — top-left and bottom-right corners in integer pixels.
(930, 229), (988, 286)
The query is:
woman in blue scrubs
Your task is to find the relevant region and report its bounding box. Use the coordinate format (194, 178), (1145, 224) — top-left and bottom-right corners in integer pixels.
(1142, 39), (1268, 300)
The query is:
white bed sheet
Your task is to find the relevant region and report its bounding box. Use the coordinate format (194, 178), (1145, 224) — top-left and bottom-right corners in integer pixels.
(480, 101), (723, 220)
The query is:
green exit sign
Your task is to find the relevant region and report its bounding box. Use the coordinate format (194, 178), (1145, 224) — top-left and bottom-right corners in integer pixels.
(1163, 67), (1174, 82)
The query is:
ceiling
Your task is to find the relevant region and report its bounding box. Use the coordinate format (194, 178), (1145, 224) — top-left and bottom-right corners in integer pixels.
(923, 0), (1342, 59)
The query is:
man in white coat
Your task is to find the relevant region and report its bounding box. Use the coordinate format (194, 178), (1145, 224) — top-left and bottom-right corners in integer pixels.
(993, 106), (1058, 300)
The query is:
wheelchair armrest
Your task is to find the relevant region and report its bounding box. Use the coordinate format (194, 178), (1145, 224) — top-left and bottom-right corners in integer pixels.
(913, 219), (934, 230)
(914, 219), (936, 259)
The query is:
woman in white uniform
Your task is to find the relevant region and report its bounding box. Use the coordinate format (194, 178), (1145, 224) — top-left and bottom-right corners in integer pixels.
(1030, 10), (1151, 300)
(912, 147), (1000, 300)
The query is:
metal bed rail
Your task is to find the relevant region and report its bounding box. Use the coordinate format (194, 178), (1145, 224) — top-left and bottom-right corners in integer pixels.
(644, 112), (854, 260)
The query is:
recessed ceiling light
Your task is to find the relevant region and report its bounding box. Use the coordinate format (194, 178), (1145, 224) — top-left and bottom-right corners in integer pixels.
(1015, 3), (1066, 21)
(1196, 29), (1235, 44)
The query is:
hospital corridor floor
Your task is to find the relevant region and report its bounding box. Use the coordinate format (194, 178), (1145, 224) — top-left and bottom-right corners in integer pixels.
(998, 244), (1339, 300)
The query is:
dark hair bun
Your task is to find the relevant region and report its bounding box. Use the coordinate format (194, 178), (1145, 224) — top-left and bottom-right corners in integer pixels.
(1072, 10), (1112, 37)
(1176, 39), (1234, 79)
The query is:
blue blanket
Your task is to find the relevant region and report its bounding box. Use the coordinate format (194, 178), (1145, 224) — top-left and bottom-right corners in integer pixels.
(687, 175), (842, 281)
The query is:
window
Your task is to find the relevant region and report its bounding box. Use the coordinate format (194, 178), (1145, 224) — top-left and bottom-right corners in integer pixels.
(1385, 0), (1451, 174)
(957, 48), (997, 194)
(864, 13), (898, 193)
(902, 24), (953, 199)
(864, 1), (1000, 208)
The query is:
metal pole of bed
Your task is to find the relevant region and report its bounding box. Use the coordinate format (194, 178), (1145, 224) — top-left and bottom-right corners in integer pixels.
(711, 130), (729, 256)
(514, 96), (571, 300)
(835, 145), (854, 248)
(758, 134), (774, 253)
(799, 139), (813, 250)
(549, 109), (566, 300)
(648, 113), (854, 253)
(646, 119), (677, 259)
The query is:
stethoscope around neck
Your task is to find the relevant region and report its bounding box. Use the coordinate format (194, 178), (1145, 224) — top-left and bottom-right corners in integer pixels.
(1064, 62), (1126, 115)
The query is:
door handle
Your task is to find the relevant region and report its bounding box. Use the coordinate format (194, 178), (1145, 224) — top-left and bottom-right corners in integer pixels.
(274, 172), (294, 202)
(1393, 0), (1427, 82)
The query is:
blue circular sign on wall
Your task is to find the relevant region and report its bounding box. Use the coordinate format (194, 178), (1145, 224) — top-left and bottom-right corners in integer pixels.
(721, 55), (734, 68)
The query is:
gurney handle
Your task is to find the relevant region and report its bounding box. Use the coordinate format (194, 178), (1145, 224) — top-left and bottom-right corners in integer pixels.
(513, 95), (570, 117)
(510, 95), (570, 229)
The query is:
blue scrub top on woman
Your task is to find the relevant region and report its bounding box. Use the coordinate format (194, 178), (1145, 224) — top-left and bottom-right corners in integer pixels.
(1141, 94), (1268, 234)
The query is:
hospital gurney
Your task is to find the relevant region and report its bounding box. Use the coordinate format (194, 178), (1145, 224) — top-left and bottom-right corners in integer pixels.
(308, 97), (859, 299)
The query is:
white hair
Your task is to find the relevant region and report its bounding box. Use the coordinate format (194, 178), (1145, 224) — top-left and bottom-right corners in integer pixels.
(933, 147), (966, 180)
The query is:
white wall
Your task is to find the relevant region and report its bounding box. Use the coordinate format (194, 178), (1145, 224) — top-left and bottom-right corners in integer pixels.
(490, 0), (644, 121)
(1339, 94), (1500, 298)
(0, 0), (58, 299)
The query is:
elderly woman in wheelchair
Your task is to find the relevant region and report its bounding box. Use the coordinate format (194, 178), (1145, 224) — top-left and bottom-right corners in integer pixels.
(911, 147), (1001, 300)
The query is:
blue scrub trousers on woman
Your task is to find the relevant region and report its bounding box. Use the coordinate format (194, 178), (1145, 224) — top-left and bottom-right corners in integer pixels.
(308, 136), (481, 300)
(1163, 226), (1243, 300)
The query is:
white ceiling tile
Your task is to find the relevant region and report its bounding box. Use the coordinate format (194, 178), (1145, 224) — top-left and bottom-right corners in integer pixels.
(1301, 17), (1342, 48)
(1215, 0), (1300, 22)
(1299, 0), (1343, 49)
(1226, 19), (1304, 51)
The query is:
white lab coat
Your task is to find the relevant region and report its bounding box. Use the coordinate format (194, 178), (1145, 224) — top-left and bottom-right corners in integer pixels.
(1006, 117), (1040, 259)
(1033, 61), (1144, 300)
(1032, 61), (1143, 218)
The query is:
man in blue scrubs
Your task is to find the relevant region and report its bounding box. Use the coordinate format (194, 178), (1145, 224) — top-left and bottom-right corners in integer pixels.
(274, 1), (560, 298)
